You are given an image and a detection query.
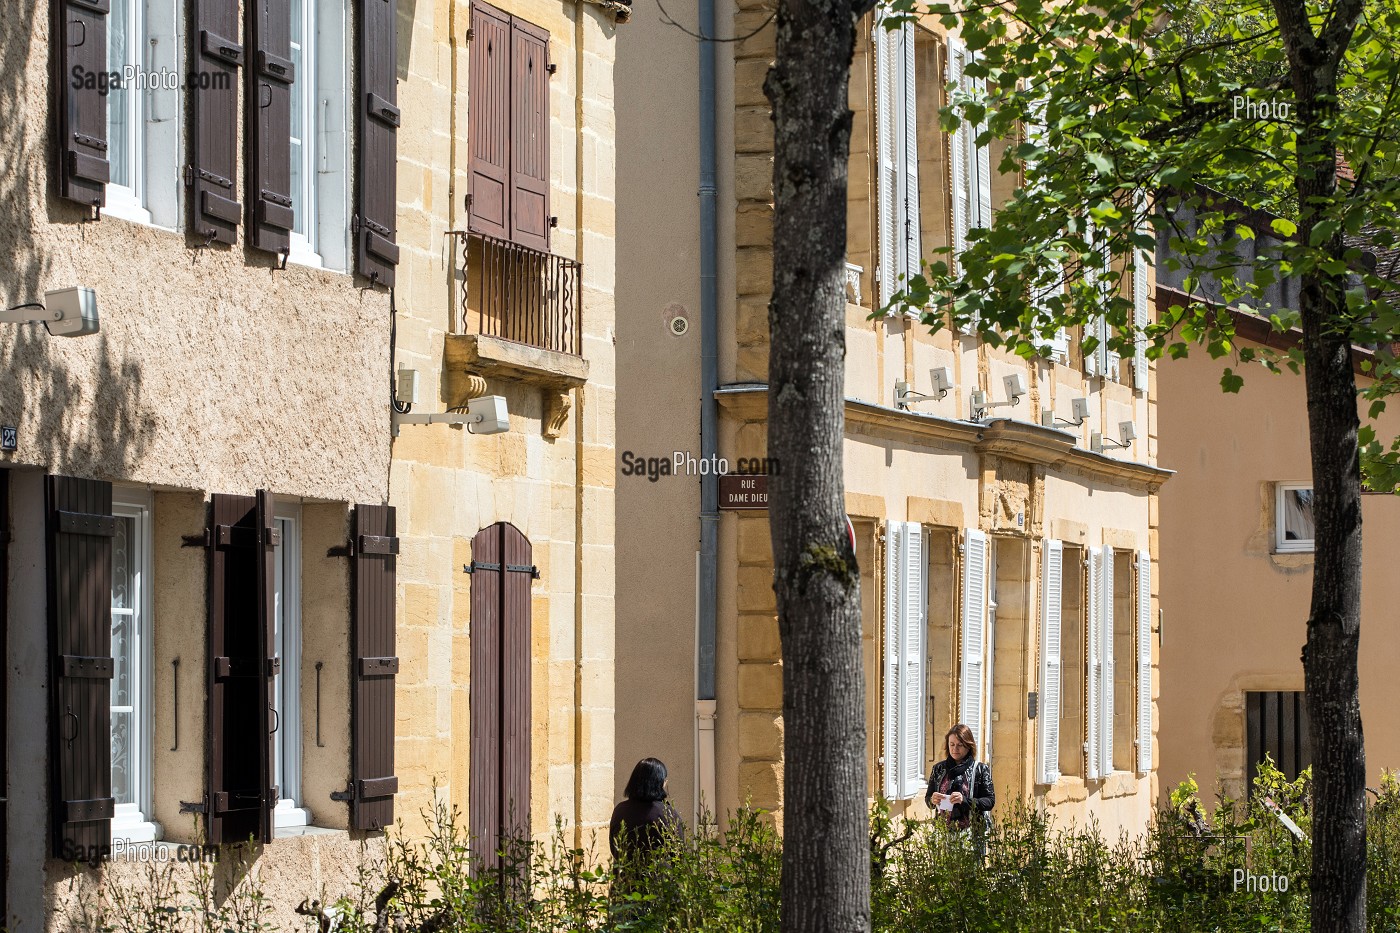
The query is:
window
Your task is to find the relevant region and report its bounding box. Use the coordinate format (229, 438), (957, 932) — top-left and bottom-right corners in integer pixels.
(103, 0), (181, 227)
(1246, 691), (1311, 794)
(112, 491), (158, 842)
(874, 14), (921, 311)
(1276, 484), (1315, 552)
(881, 521), (927, 800)
(1057, 545), (1086, 778)
(273, 504), (310, 828)
(1112, 550), (1134, 772)
(287, 0), (351, 269)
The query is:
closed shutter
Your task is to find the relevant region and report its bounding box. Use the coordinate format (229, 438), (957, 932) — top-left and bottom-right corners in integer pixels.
(355, 0), (400, 285)
(205, 492), (276, 845)
(54, 0), (112, 210)
(1098, 544), (1114, 777)
(247, 0), (296, 255)
(959, 529), (987, 751)
(468, 523), (534, 859)
(190, 0), (244, 244)
(468, 524), (502, 858)
(1133, 191), (1151, 392)
(900, 24), (921, 306)
(468, 1), (511, 240)
(1084, 546), (1100, 779)
(899, 524), (927, 799)
(946, 38), (968, 276)
(881, 520), (901, 800)
(509, 19), (550, 252)
(46, 476), (116, 859)
(1037, 540), (1063, 786)
(1136, 551), (1152, 773)
(972, 72), (992, 231)
(874, 19), (897, 309)
(350, 505), (398, 830)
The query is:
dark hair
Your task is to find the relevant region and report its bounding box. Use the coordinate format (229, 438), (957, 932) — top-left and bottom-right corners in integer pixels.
(945, 724), (977, 762)
(624, 757), (669, 802)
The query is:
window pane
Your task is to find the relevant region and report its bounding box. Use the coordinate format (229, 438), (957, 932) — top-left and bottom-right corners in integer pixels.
(1283, 488), (1315, 541)
(111, 710), (133, 804)
(289, 0), (307, 237)
(112, 517), (135, 708)
(107, 0), (131, 188)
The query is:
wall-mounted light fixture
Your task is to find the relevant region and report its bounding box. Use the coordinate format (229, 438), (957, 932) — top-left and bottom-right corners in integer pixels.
(1040, 396), (1090, 428)
(0, 287), (100, 337)
(894, 367), (953, 410)
(393, 395), (510, 437)
(970, 373), (1027, 421)
(1091, 420), (1137, 453)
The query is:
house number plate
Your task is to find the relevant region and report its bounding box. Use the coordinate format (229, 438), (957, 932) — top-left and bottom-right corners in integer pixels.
(0, 426), (16, 451)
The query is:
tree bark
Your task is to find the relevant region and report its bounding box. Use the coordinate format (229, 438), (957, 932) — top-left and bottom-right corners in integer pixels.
(765, 2), (872, 932)
(1272, 0), (1368, 929)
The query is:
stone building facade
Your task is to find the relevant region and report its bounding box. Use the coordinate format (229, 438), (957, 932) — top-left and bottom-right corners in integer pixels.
(618, 5), (1166, 838)
(0, 0), (618, 928)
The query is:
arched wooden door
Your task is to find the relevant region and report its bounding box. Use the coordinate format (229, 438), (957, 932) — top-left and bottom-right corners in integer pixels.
(468, 522), (534, 862)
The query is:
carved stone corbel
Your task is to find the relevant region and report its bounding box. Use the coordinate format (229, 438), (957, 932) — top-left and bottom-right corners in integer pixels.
(544, 389), (572, 440)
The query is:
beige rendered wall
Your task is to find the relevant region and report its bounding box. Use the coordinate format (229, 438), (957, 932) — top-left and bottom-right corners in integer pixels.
(1157, 344), (1400, 804)
(387, 0), (618, 843)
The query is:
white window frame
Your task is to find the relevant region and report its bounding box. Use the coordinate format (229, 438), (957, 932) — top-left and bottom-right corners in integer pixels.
(273, 504), (312, 829)
(1036, 539), (1063, 786)
(104, 0), (183, 229)
(111, 490), (160, 843)
(287, 0), (352, 271)
(1275, 483), (1316, 553)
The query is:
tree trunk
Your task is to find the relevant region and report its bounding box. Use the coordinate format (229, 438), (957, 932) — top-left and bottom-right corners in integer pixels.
(765, 2), (870, 932)
(1274, 1), (1368, 927)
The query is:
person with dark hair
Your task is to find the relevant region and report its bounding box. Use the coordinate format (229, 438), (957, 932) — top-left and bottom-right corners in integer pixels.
(925, 724), (995, 844)
(609, 757), (684, 859)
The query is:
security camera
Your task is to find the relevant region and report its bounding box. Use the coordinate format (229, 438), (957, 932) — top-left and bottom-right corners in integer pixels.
(1003, 373), (1027, 403)
(466, 395), (510, 435)
(1071, 397), (1090, 422)
(1119, 420), (1137, 443)
(0, 287), (100, 337)
(930, 367), (952, 396)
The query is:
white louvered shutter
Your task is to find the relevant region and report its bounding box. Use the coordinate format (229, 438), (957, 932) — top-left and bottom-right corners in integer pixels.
(1100, 242), (1120, 379)
(901, 23), (921, 308)
(1038, 540), (1063, 785)
(972, 71), (993, 232)
(1136, 550), (1153, 773)
(882, 520), (902, 799)
(1025, 98), (1068, 362)
(899, 524), (927, 798)
(947, 38), (969, 274)
(1085, 546), (1101, 779)
(1133, 189), (1151, 392)
(1099, 545), (1115, 777)
(875, 19), (898, 309)
(959, 529), (988, 750)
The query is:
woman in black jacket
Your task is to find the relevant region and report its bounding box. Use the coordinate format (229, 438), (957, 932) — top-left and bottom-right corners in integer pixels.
(925, 723), (995, 837)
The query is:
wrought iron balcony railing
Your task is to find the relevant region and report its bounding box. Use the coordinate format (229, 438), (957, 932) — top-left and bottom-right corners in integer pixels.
(451, 231), (582, 357)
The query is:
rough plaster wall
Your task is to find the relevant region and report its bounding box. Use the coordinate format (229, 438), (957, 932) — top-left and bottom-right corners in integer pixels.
(0, 2), (390, 504)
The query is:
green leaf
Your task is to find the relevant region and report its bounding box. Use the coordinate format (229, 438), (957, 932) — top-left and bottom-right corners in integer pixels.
(1269, 218), (1298, 238)
(1221, 368), (1244, 394)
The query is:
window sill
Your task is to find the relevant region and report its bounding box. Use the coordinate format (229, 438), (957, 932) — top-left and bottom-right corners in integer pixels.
(273, 823), (345, 840)
(112, 819), (164, 844)
(273, 804), (315, 830)
(286, 247), (325, 271)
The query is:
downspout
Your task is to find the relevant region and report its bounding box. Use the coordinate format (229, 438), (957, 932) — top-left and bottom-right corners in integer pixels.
(573, 0), (587, 851)
(696, 0), (719, 825)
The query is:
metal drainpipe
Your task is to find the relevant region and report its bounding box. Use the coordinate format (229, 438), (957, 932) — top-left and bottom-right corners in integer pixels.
(696, 0), (719, 825)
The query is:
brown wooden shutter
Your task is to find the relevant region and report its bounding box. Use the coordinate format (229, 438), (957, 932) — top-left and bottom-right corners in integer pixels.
(508, 19), (550, 252)
(468, 522), (533, 861)
(45, 476), (116, 860)
(189, 0), (244, 244)
(53, 0), (112, 211)
(467, 1), (510, 241)
(354, 0), (400, 286)
(350, 504), (398, 831)
(247, 0), (296, 255)
(205, 492), (276, 844)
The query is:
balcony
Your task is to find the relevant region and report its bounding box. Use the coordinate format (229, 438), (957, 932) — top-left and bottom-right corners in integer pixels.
(451, 230), (582, 357)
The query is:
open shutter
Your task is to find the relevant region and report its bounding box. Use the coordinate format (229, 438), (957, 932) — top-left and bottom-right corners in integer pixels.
(509, 18), (550, 252)
(881, 520), (901, 799)
(946, 38), (968, 277)
(500, 524), (532, 838)
(900, 23), (921, 306)
(189, 0), (244, 244)
(1099, 545), (1115, 777)
(1133, 190), (1151, 391)
(247, 0), (296, 255)
(468, 525), (503, 859)
(899, 524), (927, 799)
(972, 71), (992, 231)
(355, 0), (400, 285)
(875, 19), (897, 309)
(54, 0), (112, 210)
(1085, 546), (1101, 779)
(205, 492), (275, 845)
(1136, 551), (1153, 773)
(468, 1), (511, 240)
(959, 529), (987, 751)
(1037, 540), (1063, 786)
(351, 505), (398, 830)
(46, 476), (115, 859)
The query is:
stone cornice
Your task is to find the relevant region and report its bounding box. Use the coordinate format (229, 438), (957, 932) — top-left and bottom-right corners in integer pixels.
(714, 384), (1174, 491)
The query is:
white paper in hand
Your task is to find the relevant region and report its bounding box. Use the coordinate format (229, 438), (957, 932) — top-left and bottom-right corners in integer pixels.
(937, 796), (954, 812)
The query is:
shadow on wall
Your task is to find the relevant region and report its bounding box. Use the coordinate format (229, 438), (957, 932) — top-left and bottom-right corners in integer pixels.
(397, 0), (419, 82)
(0, 5), (47, 299)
